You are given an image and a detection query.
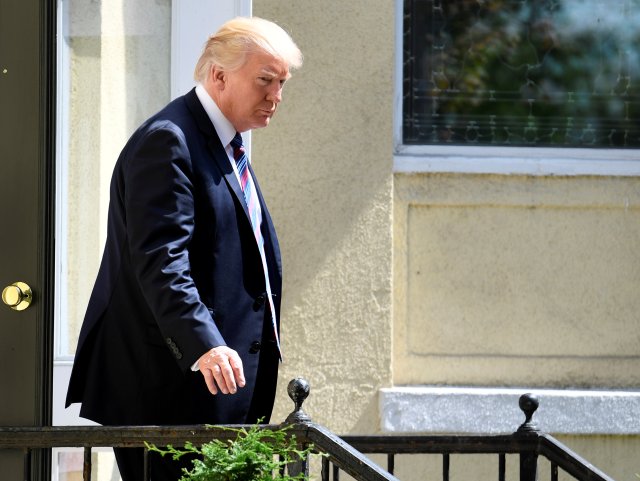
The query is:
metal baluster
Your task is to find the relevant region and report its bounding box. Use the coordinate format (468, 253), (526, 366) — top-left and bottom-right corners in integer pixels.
(321, 457), (329, 481)
(333, 462), (339, 481)
(83, 447), (91, 481)
(286, 447), (309, 478)
(284, 379), (311, 479)
(499, 453), (506, 481)
(520, 449), (539, 480)
(144, 447), (150, 481)
(387, 453), (395, 475)
(443, 453), (450, 481)
(517, 394), (540, 481)
(23, 448), (31, 481)
(551, 462), (558, 481)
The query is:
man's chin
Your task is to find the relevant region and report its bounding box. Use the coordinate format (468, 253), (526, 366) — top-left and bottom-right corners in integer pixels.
(253, 117), (272, 129)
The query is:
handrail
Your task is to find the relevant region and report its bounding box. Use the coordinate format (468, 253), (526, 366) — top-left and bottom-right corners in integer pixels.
(342, 434), (538, 454)
(0, 378), (617, 481)
(0, 425), (400, 481)
(289, 424), (400, 481)
(0, 424), (266, 449)
(538, 434), (614, 481)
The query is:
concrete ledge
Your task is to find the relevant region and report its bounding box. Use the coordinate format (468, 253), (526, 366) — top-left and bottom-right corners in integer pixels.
(379, 387), (640, 435)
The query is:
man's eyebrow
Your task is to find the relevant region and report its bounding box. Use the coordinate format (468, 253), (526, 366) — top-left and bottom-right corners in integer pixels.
(260, 67), (290, 78)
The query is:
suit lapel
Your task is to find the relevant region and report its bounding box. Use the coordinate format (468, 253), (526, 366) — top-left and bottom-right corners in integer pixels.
(183, 88), (280, 278)
(214, 139), (252, 224)
(184, 88), (251, 223)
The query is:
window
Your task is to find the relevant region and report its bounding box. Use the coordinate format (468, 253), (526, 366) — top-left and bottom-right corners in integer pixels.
(403, 0), (640, 149)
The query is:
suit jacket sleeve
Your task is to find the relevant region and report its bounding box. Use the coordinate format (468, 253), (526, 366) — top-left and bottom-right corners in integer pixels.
(119, 119), (225, 371)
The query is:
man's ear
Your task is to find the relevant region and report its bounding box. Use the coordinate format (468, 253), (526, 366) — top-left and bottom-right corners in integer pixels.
(210, 65), (226, 90)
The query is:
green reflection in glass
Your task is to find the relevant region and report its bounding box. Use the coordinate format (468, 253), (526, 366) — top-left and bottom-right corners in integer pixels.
(404, 0), (640, 148)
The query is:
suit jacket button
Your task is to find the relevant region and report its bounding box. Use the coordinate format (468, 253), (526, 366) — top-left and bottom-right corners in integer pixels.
(254, 294), (266, 309)
(249, 341), (261, 354)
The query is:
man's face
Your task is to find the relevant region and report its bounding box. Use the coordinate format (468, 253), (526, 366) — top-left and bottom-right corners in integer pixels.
(214, 50), (291, 132)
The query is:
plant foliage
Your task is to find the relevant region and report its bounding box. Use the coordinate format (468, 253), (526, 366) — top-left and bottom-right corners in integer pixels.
(146, 423), (316, 481)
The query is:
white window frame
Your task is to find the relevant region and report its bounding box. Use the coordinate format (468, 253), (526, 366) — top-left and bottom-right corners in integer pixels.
(392, 0), (640, 177)
(171, 0), (251, 100)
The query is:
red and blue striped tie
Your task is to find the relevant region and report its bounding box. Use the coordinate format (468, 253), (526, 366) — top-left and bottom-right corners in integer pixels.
(231, 132), (282, 358)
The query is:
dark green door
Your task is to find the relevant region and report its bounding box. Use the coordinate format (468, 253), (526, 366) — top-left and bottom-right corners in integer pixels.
(0, 0), (56, 479)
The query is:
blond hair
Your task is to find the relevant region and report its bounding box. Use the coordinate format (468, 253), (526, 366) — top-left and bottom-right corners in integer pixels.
(194, 17), (303, 83)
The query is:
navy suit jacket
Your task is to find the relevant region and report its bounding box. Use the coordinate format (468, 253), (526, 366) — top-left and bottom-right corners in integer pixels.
(66, 88), (282, 426)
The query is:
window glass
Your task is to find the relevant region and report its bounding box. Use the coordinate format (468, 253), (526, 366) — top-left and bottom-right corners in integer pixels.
(57, 0), (171, 358)
(403, 0), (640, 148)
(54, 449), (120, 481)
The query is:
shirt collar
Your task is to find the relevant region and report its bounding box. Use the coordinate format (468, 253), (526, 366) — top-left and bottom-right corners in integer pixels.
(195, 83), (237, 149)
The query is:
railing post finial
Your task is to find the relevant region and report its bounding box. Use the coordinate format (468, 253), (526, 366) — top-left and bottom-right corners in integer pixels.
(517, 393), (540, 433)
(285, 377), (312, 424)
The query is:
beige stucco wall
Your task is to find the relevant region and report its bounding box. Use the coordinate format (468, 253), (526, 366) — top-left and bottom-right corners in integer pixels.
(394, 173), (640, 388)
(253, 0), (395, 434)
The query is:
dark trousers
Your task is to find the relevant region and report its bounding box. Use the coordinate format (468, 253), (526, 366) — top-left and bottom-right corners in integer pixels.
(114, 447), (188, 481)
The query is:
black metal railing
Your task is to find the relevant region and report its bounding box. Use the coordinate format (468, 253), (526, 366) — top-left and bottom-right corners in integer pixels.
(339, 431), (613, 481)
(333, 392), (614, 481)
(0, 378), (616, 481)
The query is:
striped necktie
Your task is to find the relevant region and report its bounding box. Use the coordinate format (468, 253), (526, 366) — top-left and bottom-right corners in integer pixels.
(231, 132), (282, 358)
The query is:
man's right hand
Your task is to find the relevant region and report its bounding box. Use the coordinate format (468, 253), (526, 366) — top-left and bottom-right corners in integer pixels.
(197, 346), (246, 395)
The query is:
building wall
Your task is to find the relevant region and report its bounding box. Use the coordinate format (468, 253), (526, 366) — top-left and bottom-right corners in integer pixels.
(254, 1), (640, 479)
(253, 0), (395, 434)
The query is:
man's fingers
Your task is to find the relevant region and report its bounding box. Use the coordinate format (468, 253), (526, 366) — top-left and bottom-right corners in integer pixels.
(201, 367), (219, 395)
(229, 353), (246, 388)
(197, 346), (245, 395)
(217, 361), (237, 394)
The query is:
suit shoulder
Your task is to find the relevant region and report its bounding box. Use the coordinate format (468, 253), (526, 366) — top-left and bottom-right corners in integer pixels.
(141, 96), (193, 135)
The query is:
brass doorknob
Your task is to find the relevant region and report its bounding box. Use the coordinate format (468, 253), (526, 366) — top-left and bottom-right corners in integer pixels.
(2, 282), (33, 311)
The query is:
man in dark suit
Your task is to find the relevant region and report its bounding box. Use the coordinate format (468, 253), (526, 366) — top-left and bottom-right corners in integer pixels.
(65, 16), (302, 481)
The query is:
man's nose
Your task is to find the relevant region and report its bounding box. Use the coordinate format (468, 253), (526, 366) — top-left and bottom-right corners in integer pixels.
(266, 85), (283, 104)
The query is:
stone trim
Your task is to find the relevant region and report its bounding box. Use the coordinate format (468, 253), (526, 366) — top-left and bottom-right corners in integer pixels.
(379, 387), (640, 435)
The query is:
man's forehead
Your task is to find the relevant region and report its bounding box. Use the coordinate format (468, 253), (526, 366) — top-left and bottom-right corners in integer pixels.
(247, 51), (290, 76)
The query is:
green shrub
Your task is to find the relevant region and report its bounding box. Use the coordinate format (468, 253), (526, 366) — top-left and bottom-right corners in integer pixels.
(146, 423), (316, 481)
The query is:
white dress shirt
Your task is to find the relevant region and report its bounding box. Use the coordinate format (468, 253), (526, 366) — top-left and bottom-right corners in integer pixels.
(195, 84), (247, 184)
(191, 85), (279, 368)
